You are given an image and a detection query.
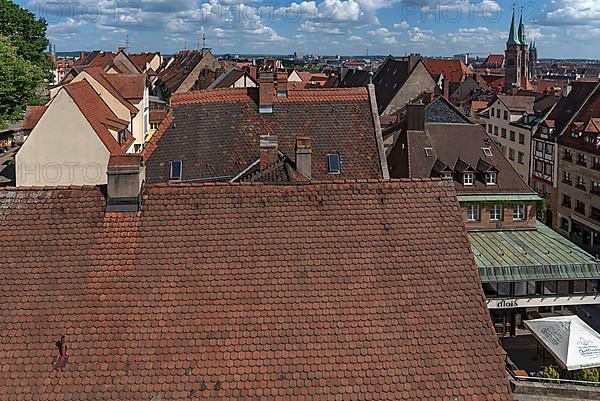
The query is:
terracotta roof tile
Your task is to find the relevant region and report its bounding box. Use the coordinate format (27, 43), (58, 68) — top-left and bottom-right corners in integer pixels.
(83, 68), (139, 113)
(0, 180), (513, 400)
(102, 73), (146, 100)
(425, 59), (472, 83)
(21, 106), (48, 130)
(147, 87), (380, 182)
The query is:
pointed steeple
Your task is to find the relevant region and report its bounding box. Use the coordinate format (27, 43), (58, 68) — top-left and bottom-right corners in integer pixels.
(518, 13), (526, 44)
(507, 11), (521, 45)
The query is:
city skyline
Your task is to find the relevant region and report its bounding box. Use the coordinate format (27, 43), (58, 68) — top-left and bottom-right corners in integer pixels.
(16, 0), (599, 59)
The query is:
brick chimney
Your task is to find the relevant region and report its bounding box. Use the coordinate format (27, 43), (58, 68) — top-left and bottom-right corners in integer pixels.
(295, 136), (312, 178)
(406, 100), (425, 131)
(259, 72), (274, 113)
(276, 71), (288, 97)
(106, 154), (145, 212)
(442, 76), (450, 99)
(259, 135), (278, 169)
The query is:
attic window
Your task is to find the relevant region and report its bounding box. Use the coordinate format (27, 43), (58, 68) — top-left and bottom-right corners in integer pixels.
(482, 147), (493, 157)
(463, 172), (474, 186)
(485, 172), (497, 185)
(327, 154), (341, 174)
(424, 147), (434, 157)
(170, 160), (182, 180)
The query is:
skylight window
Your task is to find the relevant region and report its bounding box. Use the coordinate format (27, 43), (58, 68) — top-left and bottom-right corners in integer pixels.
(170, 160), (182, 180)
(424, 147), (434, 157)
(327, 154), (340, 174)
(482, 147), (493, 157)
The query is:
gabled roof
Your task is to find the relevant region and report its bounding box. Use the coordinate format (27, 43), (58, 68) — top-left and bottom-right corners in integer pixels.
(390, 122), (534, 194)
(21, 106), (48, 130)
(558, 82), (600, 151)
(339, 69), (370, 88)
(484, 55), (504, 66)
(102, 73), (146, 100)
(144, 87), (385, 182)
(155, 49), (218, 96)
(496, 95), (535, 114)
(0, 180), (513, 400)
(128, 52), (159, 71)
(207, 68), (257, 89)
(62, 80), (131, 154)
(373, 56), (418, 114)
(83, 68), (139, 113)
(234, 154), (310, 183)
(550, 81), (600, 135)
(425, 59), (472, 83)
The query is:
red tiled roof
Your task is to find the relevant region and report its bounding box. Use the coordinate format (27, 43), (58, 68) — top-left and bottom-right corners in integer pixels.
(63, 80), (130, 154)
(149, 109), (168, 122)
(0, 180), (513, 400)
(128, 53), (158, 71)
(21, 106), (48, 130)
(484, 55), (504, 66)
(497, 95), (535, 114)
(146, 87), (381, 182)
(425, 59), (472, 83)
(82, 68), (139, 113)
(172, 87), (368, 105)
(102, 73), (146, 100)
(470, 101), (489, 112)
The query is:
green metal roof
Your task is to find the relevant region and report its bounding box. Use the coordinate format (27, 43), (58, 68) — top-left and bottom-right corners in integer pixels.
(469, 221), (600, 282)
(457, 193), (541, 202)
(507, 12), (521, 45)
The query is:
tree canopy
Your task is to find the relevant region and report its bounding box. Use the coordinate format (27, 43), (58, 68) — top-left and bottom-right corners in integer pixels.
(0, 0), (50, 128)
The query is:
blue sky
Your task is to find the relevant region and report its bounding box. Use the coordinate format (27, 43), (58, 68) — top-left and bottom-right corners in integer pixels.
(16, 0), (600, 58)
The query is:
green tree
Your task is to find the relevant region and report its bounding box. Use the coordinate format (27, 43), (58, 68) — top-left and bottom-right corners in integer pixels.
(0, 35), (45, 128)
(0, 0), (52, 74)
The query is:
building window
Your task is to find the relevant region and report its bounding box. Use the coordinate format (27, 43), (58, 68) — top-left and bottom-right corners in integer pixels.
(544, 163), (552, 176)
(575, 200), (585, 214)
(563, 171), (572, 184)
(490, 204), (502, 221)
(577, 153), (587, 166)
(591, 207), (600, 223)
(535, 160), (543, 173)
(560, 217), (569, 231)
(441, 172), (453, 180)
(576, 176), (586, 190)
(463, 172), (474, 186)
(563, 149), (572, 161)
(518, 152), (524, 164)
(513, 204), (525, 220)
(467, 204), (480, 221)
(536, 141), (544, 152)
(562, 194), (571, 208)
(545, 143), (554, 155)
(534, 181), (543, 194)
(485, 172), (497, 185)
(509, 130), (514, 141)
(327, 154), (341, 174)
(509, 148), (515, 161)
(592, 181), (600, 194)
(488, 124), (493, 134)
(169, 160), (182, 180)
(501, 128), (506, 138)
(150, 122), (159, 130)
(504, 110), (509, 120)
(494, 126), (499, 136)
(519, 133), (525, 145)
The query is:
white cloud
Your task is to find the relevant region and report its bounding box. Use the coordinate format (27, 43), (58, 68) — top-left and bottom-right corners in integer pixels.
(540, 0), (600, 26)
(409, 27), (434, 43)
(393, 21), (409, 29)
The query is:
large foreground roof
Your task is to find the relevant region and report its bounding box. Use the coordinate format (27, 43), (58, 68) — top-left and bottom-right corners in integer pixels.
(0, 180), (511, 400)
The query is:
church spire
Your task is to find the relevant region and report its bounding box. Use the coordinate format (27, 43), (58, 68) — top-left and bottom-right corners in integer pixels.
(507, 11), (521, 45)
(518, 13), (526, 44)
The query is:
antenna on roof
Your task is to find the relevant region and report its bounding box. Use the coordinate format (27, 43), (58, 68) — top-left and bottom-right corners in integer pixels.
(125, 33), (129, 51)
(202, 33), (206, 50)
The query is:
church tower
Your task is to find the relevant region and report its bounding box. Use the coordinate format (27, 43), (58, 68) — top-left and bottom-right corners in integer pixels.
(505, 11), (531, 90)
(529, 41), (538, 79)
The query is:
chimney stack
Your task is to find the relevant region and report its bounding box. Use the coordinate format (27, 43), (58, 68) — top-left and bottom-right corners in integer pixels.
(259, 71), (274, 113)
(106, 154), (145, 212)
(295, 136), (312, 178)
(276, 71), (288, 97)
(442, 77), (450, 100)
(118, 47), (126, 53)
(406, 100), (425, 131)
(259, 135), (278, 170)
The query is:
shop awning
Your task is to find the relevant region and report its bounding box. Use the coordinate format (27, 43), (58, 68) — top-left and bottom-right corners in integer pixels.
(525, 315), (600, 371)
